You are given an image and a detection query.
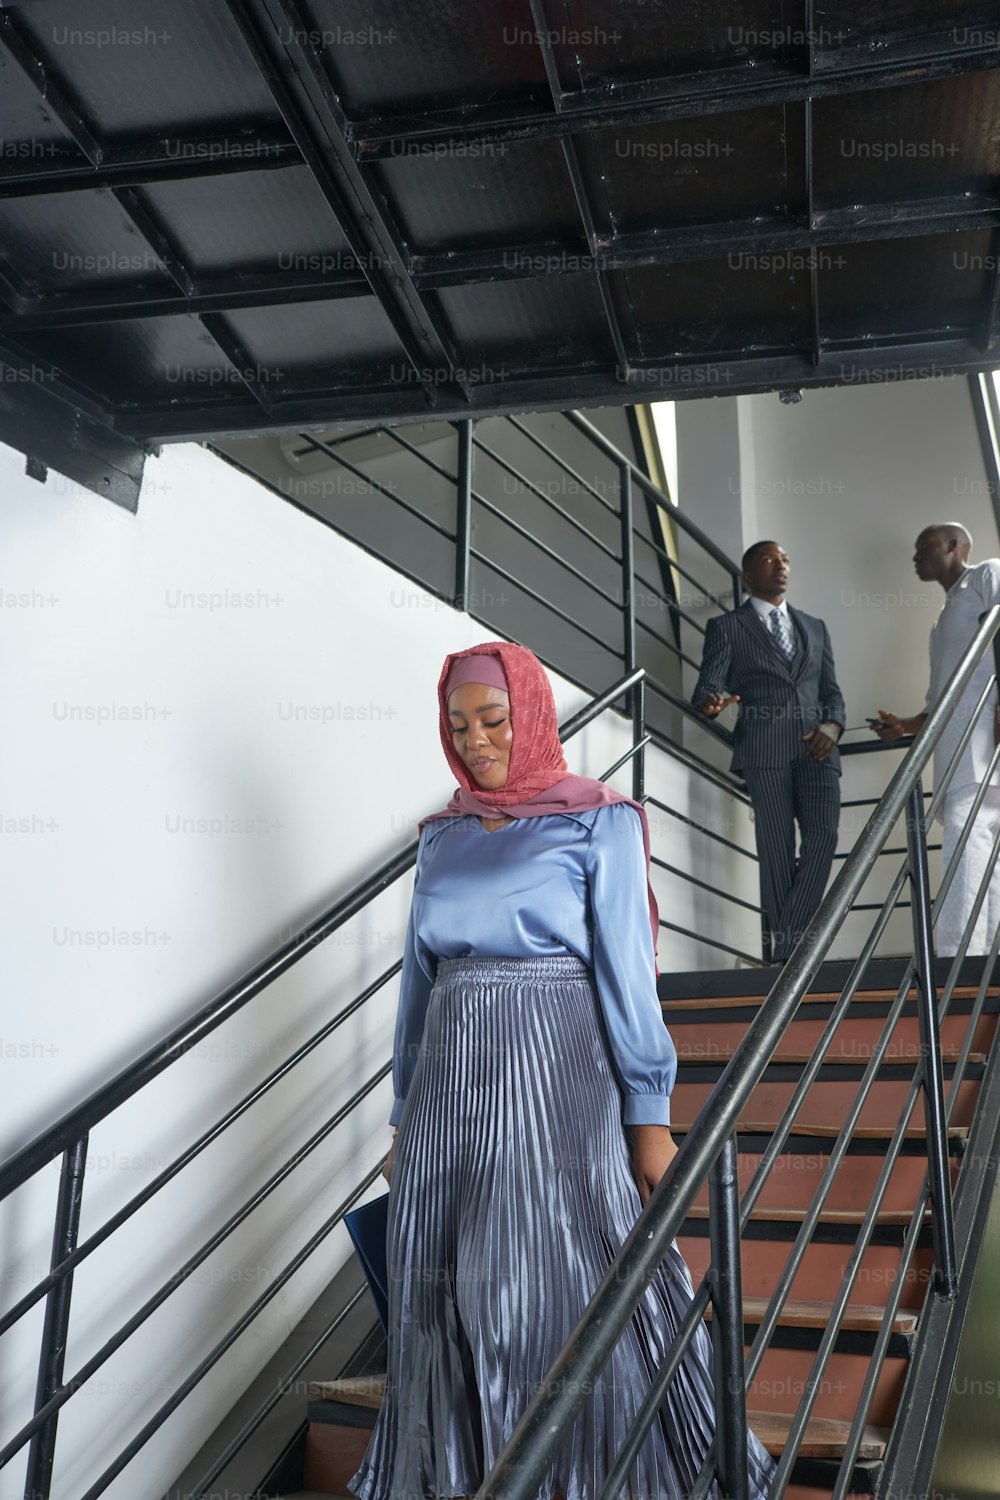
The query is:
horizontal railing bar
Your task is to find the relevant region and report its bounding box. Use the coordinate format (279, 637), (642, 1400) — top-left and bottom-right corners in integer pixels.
(640, 722), (750, 804)
(0, 958), (402, 1337)
(564, 410), (740, 575)
(642, 666), (736, 752)
(479, 603), (1000, 1500)
(467, 545), (624, 655)
(76, 1159), (388, 1500)
(472, 488), (620, 607)
(0, 885), (413, 1200)
(634, 613), (705, 673)
(472, 435), (622, 562)
(634, 529), (730, 613)
(633, 563), (709, 637)
(558, 666), (645, 739)
(376, 422), (459, 485)
(598, 734), (651, 785)
(643, 794), (758, 861)
(294, 432), (456, 543)
(658, 919), (762, 965)
(833, 845), (942, 858)
(504, 413), (620, 515)
(0, 1066), (392, 1466)
(650, 854), (762, 913)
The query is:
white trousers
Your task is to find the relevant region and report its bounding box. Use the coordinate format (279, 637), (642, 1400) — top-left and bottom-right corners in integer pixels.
(936, 785), (1000, 956)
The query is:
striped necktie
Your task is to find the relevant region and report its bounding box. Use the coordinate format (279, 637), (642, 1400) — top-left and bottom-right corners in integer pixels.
(769, 606), (795, 661)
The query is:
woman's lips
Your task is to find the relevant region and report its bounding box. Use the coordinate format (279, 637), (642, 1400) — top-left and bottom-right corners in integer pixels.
(471, 757), (496, 771)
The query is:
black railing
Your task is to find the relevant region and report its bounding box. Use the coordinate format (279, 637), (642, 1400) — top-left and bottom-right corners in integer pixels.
(0, 663), (661, 1500)
(479, 603), (1000, 1500)
(234, 409), (767, 962)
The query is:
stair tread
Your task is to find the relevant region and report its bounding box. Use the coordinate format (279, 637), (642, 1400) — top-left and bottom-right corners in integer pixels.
(310, 1374), (386, 1407)
(677, 1048), (985, 1065)
(672, 1117), (969, 1139)
(306, 1380), (889, 1461)
(707, 1297), (917, 1334)
(663, 985), (984, 1011)
(685, 1203), (928, 1226)
(747, 1409), (890, 1460)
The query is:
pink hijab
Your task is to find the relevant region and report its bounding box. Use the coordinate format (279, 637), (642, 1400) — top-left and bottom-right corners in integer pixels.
(418, 640), (661, 971)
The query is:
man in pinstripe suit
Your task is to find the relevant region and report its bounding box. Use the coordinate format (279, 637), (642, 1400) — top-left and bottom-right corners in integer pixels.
(693, 540), (846, 963)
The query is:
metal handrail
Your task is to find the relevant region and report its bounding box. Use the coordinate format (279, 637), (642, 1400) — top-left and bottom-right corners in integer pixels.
(480, 603), (1000, 1500)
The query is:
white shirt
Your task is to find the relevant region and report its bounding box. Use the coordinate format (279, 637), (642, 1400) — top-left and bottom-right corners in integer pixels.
(923, 559), (1000, 794)
(749, 595), (791, 626)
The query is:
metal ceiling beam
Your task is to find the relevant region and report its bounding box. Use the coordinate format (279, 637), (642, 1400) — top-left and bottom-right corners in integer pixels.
(0, 368), (147, 512)
(0, 130), (300, 199)
(354, 40), (1000, 159)
(415, 192), (1000, 286)
(109, 336), (998, 444)
(4, 186), (998, 335)
(0, 268), (369, 331)
(224, 0), (466, 405)
(528, 0), (632, 375)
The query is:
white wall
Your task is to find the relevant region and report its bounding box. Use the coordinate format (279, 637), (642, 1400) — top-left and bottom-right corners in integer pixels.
(0, 435), (698, 1499)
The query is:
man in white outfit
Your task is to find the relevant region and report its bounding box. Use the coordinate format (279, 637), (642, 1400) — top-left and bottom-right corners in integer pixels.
(872, 523), (1000, 956)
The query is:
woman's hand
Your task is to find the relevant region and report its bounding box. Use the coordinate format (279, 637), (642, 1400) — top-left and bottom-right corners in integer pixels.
(628, 1124), (679, 1205)
(382, 1132), (397, 1185)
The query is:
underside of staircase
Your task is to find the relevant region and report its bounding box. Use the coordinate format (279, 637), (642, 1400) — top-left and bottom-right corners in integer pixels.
(185, 956), (999, 1500)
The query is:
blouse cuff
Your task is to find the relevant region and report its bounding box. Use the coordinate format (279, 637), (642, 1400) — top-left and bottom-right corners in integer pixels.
(622, 1093), (671, 1127)
(389, 1097), (405, 1127)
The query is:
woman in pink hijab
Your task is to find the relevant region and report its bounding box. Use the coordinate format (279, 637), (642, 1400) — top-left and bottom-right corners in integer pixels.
(349, 641), (775, 1500)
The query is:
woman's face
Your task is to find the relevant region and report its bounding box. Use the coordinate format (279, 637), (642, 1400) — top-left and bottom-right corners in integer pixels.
(446, 681), (512, 789)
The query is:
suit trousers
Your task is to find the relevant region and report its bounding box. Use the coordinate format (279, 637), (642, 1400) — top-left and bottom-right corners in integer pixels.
(936, 785), (1000, 956)
(742, 753), (841, 963)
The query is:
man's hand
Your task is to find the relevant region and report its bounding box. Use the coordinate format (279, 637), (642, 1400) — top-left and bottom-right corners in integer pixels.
(698, 692), (740, 718)
(803, 727), (837, 762)
(628, 1124), (679, 1205)
(870, 709), (906, 743)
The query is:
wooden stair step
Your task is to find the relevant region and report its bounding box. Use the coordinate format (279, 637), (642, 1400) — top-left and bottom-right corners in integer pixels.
(677, 1046), (985, 1065)
(672, 1117), (969, 1140)
(747, 1409), (889, 1461)
(662, 984), (985, 1011)
(708, 1297), (917, 1335)
(309, 1375), (385, 1408)
(685, 1203), (928, 1226)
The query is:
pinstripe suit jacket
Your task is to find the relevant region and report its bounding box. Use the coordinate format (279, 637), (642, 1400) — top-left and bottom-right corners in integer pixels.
(692, 600), (846, 772)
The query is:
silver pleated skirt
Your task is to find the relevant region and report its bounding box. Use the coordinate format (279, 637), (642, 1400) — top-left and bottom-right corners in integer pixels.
(347, 953), (776, 1500)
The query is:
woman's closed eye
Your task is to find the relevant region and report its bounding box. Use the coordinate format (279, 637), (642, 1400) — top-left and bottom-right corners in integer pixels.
(451, 719), (506, 732)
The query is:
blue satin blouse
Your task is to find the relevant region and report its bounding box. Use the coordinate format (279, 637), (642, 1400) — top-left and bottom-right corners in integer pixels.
(389, 802), (676, 1128)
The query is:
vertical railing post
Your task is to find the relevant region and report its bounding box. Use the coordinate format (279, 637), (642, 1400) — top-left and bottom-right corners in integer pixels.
(708, 1134), (750, 1500)
(24, 1134), (88, 1500)
(632, 673), (645, 804)
(619, 464), (635, 679)
(454, 419), (473, 611)
(905, 777), (958, 1298)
